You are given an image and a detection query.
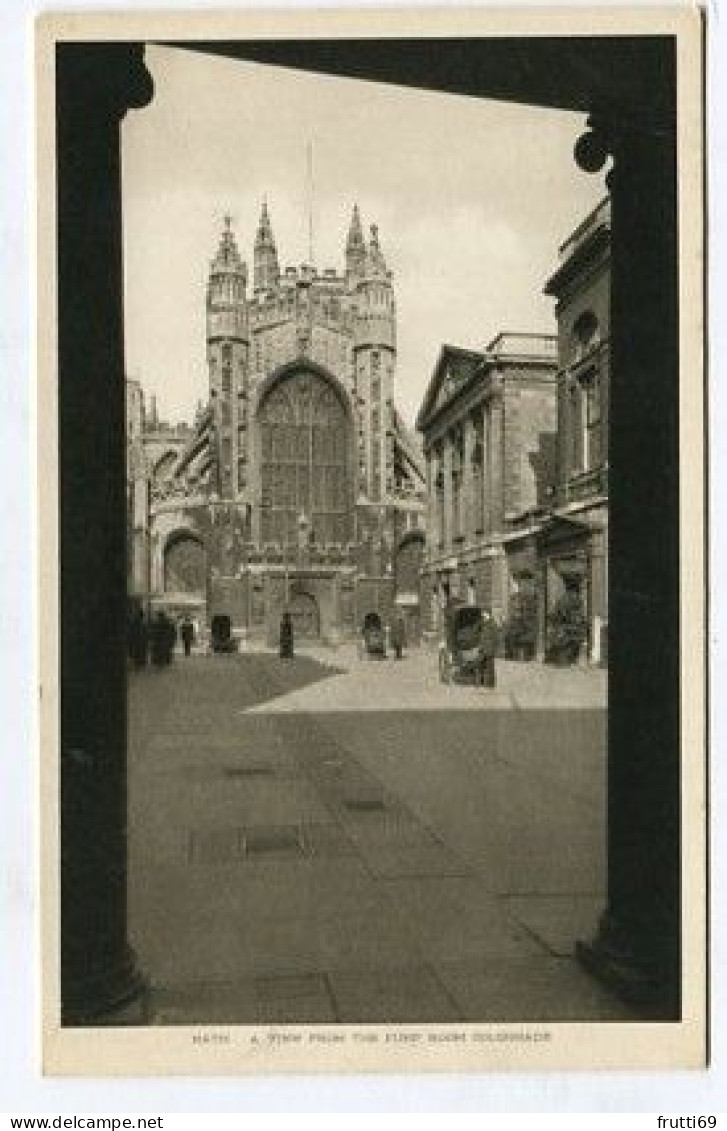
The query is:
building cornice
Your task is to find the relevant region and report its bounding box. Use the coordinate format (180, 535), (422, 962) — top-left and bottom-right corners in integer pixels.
(544, 227), (611, 298)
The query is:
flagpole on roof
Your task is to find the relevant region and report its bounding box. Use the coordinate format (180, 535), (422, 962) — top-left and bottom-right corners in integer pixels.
(307, 140), (314, 267)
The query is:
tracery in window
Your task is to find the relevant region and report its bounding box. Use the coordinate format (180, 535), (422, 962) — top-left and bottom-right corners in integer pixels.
(258, 370), (351, 546)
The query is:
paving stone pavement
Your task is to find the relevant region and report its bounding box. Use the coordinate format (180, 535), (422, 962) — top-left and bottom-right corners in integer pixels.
(127, 649), (633, 1025)
(243, 643), (606, 713)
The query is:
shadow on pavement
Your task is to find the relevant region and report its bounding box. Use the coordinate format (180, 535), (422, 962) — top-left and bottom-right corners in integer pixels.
(127, 659), (621, 1024)
(128, 651), (346, 717)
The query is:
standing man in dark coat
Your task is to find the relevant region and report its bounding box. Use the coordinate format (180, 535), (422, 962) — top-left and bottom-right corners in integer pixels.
(180, 615), (194, 658)
(391, 612), (406, 660)
(279, 611), (294, 659)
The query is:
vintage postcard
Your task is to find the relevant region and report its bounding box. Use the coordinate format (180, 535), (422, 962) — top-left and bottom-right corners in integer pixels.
(37, 6), (706, 1075)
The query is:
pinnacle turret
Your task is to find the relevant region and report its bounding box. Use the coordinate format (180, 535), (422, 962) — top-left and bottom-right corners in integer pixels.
(345, 203), (366, 281)
(367, 222), (387, 277)
(346, 203), (364, 252)
(207, 216), (248, 341)
(254, 199), (280, 291)
(211, 214), (246, 282)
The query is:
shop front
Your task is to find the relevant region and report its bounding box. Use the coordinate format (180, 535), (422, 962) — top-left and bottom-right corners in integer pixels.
(537, 512), (607, 665)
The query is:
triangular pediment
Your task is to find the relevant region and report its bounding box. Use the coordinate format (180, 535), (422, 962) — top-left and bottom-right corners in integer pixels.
(434, 366), (464, 412)
(415, 345), (485, 432)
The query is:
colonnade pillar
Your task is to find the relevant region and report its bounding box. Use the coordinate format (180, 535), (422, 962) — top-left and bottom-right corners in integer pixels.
(58, 43), (153, 1023)
(573, 113), (680, 1015)
(462, 414), (475, 540)
(442, 435), (453, 553)
(488, 396), (504, 536)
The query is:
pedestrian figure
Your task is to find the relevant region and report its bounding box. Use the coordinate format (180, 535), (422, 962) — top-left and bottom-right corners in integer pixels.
(279, 610), (294, 659)
(150, 611), (175, 667)
(479, 608), (497, 688)
(391, 612), (406, 660)
(128, 608), (148, 668)
(163, 614), (177, 664)
(149, 612), (167, 667)
(180, 615), (194, 657)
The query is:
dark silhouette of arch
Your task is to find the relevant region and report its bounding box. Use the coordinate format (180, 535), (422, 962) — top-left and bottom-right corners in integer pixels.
(397, 527), (426, 554)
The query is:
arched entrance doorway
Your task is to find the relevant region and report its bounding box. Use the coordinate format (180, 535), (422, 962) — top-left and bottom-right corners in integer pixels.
(287, 589), (319, 639)
(395, 528), (425, 644)
(163, 531), (206, 597)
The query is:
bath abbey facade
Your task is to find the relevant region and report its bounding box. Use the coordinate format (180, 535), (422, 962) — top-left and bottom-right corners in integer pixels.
(127, 204), (426, 642)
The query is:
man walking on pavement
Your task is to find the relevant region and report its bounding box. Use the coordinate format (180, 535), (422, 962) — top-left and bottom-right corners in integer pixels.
(181, 615), (195, 658)
(391, 612), (406, 660)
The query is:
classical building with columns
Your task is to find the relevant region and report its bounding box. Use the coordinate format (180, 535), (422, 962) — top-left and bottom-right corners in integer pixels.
(536, 195), (611, 664)
(127, 204), (425, 640)
(416, 333), (558, 636)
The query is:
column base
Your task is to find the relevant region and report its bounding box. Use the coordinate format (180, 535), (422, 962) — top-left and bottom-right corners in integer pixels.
(576, 911), (680, 1019)
(62, 945), (148, 1027)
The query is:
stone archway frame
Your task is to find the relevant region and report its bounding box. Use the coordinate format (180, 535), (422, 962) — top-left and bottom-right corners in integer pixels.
(149, 510), (206, 595)
(161, 526), (207, 596)
(249, 359), (358, 546)
(51, 30), (688, 1027)
(286, 586), (320, 638)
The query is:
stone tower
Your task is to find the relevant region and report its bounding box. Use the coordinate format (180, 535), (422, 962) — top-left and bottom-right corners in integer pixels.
(351, 218), (396, 504)
(206, 215), (249, 500)
(170, 201), (424, 644)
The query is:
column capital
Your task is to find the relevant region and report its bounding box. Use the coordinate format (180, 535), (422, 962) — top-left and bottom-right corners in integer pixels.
(574, 112), (677, 181)
(573, 123), (610, 175)
(57, 42), (154, 124)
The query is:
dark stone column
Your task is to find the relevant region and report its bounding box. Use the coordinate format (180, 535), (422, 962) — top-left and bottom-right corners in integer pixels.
(58, 44), (153, 1024)
(573, 112), (681, 1016)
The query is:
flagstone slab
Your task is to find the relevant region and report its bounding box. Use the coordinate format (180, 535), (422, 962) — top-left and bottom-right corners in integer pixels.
(504, 894), (605, 957)
(356, 842), (471, 880)
(435, 956), (637, 1022)
(230, 910), (424, 978)
(148, 973), (338, 1025)
(328, 965), (459, 1024)
(148, 979), (259, 1025)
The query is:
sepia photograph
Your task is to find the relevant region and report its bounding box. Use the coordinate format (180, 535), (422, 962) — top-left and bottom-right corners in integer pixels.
(37, 7), (706, 1075)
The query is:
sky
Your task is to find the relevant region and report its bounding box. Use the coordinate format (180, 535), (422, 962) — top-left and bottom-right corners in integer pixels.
(122, 44), (605, 428)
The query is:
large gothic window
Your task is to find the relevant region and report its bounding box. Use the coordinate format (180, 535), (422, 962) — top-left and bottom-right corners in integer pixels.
(258, 371), (351, 546)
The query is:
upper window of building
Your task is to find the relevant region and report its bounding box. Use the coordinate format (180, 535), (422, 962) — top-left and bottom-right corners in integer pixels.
(569, 368), (602, 476)
(571, 310), (600, 357)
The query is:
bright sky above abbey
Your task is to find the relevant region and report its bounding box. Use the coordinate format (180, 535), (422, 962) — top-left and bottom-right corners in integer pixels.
(121, 45), (602, 427)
